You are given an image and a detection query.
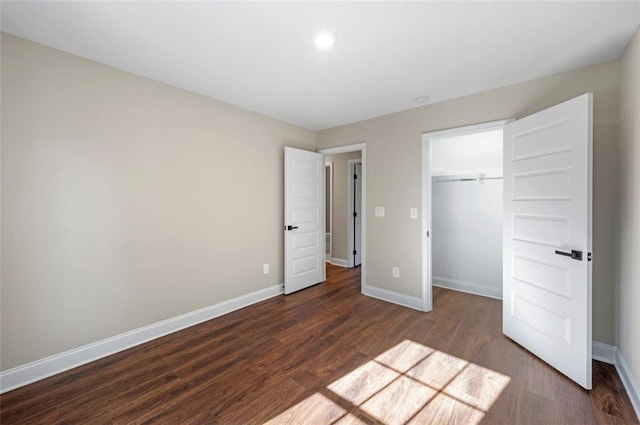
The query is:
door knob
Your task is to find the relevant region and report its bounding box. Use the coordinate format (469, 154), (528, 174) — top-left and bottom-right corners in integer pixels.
(555, 249), (583, 261)
(286, 225), (299, 231)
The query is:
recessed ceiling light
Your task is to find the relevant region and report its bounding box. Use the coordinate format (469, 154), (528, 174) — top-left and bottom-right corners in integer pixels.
(315, 31), (337, 50)
(415, 96), (430, 103)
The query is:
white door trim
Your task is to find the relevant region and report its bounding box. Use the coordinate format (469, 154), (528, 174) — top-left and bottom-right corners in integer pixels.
(421, 119), (513, 312)
(319, 143), (366, 294)
(325, 161), (333, 263)
(347, 158), (363, 268)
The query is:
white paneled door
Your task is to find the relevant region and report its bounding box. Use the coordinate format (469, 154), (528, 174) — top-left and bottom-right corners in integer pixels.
(354, 162), (362, 267)
(352, 161), (362, 267)
(284, 147), (325, 294)
(503, 93), (593, 389)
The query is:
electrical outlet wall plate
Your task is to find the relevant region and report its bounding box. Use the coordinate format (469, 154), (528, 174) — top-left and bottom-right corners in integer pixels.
(392, 267), (400, 278)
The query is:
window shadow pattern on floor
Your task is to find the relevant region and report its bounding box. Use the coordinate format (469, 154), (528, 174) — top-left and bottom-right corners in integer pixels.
(264, 340), (511, 425)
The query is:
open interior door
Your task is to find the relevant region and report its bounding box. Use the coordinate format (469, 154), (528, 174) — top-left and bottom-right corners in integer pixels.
(284, 147), (325, 294)
(503, 93), (593, 389)
(353, 161), (362, 267)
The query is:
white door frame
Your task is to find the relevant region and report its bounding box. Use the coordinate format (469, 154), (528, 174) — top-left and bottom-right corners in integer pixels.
(319, 143), (366, 293)
(325, 161), (333, 263)
(421, 119), (513, 311)
(347, 159), (363, 268)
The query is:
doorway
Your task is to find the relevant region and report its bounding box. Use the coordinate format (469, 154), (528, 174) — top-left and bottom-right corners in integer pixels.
(323, 150), (362, 268)
(319, 143), (366, 293)
(421, 120), (511, 311)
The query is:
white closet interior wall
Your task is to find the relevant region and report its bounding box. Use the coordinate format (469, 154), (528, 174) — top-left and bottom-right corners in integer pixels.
(431, 129), (504, 299)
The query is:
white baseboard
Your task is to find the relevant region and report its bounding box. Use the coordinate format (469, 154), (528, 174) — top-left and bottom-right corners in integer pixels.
(592, 341), (616, 364)
(0, 284), (284, 394)
(433, 276), (502, 300)
(364, 285), (423, 311)
(615, 347), (640, 420)
(2, 285), (637, 422)
(329, 258), (348, 267)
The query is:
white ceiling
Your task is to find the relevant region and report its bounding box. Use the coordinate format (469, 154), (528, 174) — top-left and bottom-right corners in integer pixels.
(2, 1), (639, 130)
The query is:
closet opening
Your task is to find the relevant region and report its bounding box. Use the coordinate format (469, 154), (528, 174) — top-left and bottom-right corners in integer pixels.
(421, 120), (512, 310)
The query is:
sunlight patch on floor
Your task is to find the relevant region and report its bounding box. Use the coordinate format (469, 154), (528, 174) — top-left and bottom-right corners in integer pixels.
(360, 375), (437, 424)
(328, 360), (400, 405)
(333, 413), (369, 425)
(263, 393), (346, 425)
(263, 340), (510, 425)
(406, 349), (468, 390)
(443, 363), (511, 412)
(374, 339), (435, 372)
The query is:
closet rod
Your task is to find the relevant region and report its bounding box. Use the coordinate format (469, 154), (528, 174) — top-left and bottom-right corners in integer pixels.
(432, 176), (503, 183)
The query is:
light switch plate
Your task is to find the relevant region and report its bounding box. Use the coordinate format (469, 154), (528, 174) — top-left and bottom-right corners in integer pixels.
(263, 264), (270, 274)
(375, 207), (385, 217)
(392, 267), (400, 278)
(410, 208), (418, 219)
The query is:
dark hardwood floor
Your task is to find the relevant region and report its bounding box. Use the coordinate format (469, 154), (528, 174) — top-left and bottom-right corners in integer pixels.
(1, 264), (638, 424)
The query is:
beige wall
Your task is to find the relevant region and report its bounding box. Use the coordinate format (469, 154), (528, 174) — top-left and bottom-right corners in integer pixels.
(618, 27), (640, 394)
(325, 151), (361, 261)
(318, 60), (620, 345)
(0, 34), (316, 370)
(0, 30), (630, 372)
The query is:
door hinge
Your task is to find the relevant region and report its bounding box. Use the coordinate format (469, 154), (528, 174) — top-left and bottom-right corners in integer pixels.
(353, 212), (357, 217)
(588, 252), (592, 262)
(353, 174), (358, 180)
(353, 250), (357, 255)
